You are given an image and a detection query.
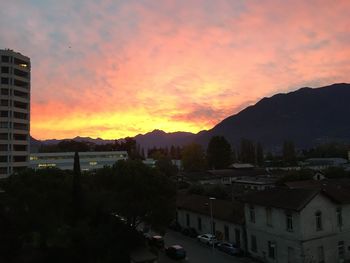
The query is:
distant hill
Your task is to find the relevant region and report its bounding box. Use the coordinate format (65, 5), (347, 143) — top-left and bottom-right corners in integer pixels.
(31, 83), (350, 151)
(134, 129), (195, 149)
(195, 83), (350, 149)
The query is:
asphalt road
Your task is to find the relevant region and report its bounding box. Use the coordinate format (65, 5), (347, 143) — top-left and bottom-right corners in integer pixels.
(158, 230), (255, 263)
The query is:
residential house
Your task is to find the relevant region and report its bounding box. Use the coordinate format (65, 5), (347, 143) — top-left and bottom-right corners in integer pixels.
(242, 187), (350, 263)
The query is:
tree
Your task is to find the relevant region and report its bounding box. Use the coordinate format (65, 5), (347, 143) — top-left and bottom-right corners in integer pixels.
(72, 152), (82, 223)
(112, 160), (176, 232)
(239, 138), (256, 163)
(155, 156), (178, 177)
(256, 142), (264, 166)
(283, 140), (297, 165)
(207, 136), (232, 169)
(181, 143), (207, 172)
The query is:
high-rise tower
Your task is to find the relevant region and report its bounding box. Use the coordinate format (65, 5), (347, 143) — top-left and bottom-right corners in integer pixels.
(0, 49), (30, 178)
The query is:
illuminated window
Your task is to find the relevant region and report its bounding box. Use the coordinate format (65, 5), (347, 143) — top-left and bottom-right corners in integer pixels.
(89, 161), (97, 166)
(19, 63), (27, 68)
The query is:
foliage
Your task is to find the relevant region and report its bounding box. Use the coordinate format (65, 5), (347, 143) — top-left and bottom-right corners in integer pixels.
(276, 169), (314, 185)
(256, 142), (264, 167)
(155, 156), (178, 177)
(302, 142), (350, 159)
(283, 140), (297, 165)
(207, 136), (232, 169)
(181, 143), (207, 172)
(238, 138), (256, 164)
(0, 160), (176, 262)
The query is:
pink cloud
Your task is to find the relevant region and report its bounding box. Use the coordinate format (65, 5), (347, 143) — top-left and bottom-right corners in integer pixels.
(1, 0), (350, 139)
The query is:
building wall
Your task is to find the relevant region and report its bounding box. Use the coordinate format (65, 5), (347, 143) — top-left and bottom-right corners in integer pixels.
(0, 49), (30, 178)
(245, 195), (350, 263)
(30, 151), (128, 171)
(176, 209), (245, 249)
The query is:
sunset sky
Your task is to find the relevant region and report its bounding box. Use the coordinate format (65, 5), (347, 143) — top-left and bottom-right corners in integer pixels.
(1, 0), (350, 140)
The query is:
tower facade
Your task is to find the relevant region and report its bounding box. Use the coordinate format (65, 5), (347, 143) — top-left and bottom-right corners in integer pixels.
(0, 49), (30, 178)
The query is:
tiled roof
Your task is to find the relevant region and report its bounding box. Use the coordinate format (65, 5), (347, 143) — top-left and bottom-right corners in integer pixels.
(240, 188), (319, 211)
(285, 179), (350, 204)
(176, 193), (244, 224)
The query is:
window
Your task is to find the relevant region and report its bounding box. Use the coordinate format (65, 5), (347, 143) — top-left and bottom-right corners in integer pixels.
(1, 89), (9, 95)
(224, 225), (229, 241)
(13, 145), (26, 151)
(1, 56), (9, 62)
(0, 133), (8, 140)
(286, 213), (293, 232)
(0, 100), (9, 106)
(213, 221), (216, 234)
(316, 211), (322, 231)
(0, 122), (8, 128)
(1, 78), (9, 84)
(197, 217), (202, 231)
(0, 167), (7, 175)
(336, 208), (342, 227)
(266, 208), (272, 226)
(0, 155), (7, 162)
(268, 241), (275, 259)
(0, 111), (9, 117)
(0, 144), (8, 151)
(186, 213), (190, 227)
(338, 241), (345, 259)
(318, 246), (325, 263)
(251, 235), (257, 252)
(249, 205), (255, 223)
(1, 67), (9, 73)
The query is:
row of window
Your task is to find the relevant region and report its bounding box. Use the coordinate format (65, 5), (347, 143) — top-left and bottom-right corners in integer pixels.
(249, 206), (343, 231)
(0, 111), (28, 120)
(0, 77), (29, 88)
(1, 55), (30, 68)
(1, 88), (29, 99)
(250, 236), (345, 262)
(0, 155), (27, 162)
(0, 133), (27, 141)
(0, 144), (27, 152)
(0, 122), (28, 130)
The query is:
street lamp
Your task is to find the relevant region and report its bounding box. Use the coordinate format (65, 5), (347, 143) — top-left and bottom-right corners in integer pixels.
(209, 197), (216, 253)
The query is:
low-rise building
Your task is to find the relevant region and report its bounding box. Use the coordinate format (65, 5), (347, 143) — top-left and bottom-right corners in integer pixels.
(29, 151), (128, 171)
(176, 194), (245, 249)
(242, 187), (350, 263)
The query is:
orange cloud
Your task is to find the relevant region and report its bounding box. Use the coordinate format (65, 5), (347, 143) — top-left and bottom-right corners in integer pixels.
(2, 0), (350, 139)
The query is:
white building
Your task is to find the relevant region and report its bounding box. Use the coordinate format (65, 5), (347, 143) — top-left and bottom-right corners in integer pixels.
(29, 151), (128, 171)
(0, 49), (30, 178)
(242, 187), (350, 263)
(176, 194), (245, 249)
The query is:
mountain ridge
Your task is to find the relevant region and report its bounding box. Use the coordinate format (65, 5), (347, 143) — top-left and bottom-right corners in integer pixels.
(30, 83), (350, 151)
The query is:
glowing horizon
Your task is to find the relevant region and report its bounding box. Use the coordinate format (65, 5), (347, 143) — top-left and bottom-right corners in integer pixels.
(2, 0), (350, 140)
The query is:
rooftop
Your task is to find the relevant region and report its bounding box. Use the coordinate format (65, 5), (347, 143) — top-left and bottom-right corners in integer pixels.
(177, 193), (244, 224)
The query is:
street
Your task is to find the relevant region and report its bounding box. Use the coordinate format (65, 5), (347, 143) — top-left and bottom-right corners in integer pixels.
(158, 230), (255, 263)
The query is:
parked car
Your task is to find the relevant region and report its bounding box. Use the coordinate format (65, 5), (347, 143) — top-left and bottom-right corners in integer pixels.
(197, 234), (218, 245)
(165, 245), (186, 260)
(181, 227), (198, 238)
(148, 235), (164, 249)
(216, 242), (242, 256)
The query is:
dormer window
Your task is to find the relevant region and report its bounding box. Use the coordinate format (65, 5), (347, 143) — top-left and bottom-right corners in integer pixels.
(315, 211), (322, 231)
